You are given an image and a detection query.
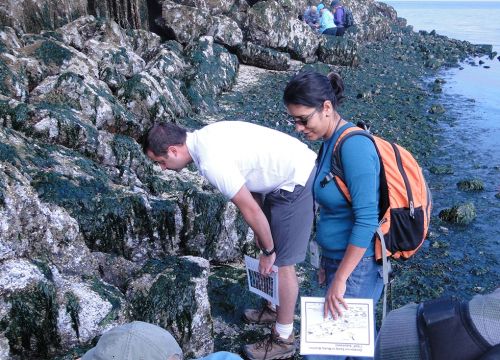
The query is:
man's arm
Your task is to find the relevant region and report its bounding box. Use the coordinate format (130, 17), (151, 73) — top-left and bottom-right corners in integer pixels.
(231, 185), (276, 275)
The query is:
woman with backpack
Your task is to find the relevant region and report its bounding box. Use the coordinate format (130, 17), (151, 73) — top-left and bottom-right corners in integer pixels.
(283, 71), (384, 359)
(330, 0), (345, 36)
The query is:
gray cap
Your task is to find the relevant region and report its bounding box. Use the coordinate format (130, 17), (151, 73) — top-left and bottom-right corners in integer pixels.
(375, 289), (500, 360)
(82, 321), (182, 360)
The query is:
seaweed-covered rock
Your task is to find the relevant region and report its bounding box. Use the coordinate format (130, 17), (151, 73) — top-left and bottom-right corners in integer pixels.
(0, 258), (123, 358)
(246, 1), (319, 61)
(125, 29), (162, 59)
(0, 54), (28, 101)
(0, 27), (23, 53)
(318, 36), (359, 67)
(236, 42), (291, 71)
(0, 0), (88, 34)
(30, 72), (142, 138)
(143, 41), (189, 80)
(457, 179), (485, 192)
(116, 72), (177, 126)
(429, 104), (445, 114)
(181, 190), (250, 261)
(185, 36), (239, 112)
(159, 1), (213, 45)
(83, 40), (146, 89)
(430, 165), (454, 175)
(173, 0), (235, 15)
(211, 15), (244, 49)
(1, 260), (60, 358)
(126, 256), (213, 358)
(18, 38), (99, 88)
(439, 202), (476, 225)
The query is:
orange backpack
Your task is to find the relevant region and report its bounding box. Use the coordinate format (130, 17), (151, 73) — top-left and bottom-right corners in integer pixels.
(319, 123), (432, 316)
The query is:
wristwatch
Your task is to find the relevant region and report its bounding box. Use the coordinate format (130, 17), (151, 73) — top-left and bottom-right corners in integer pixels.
(261, 247), (275, 256)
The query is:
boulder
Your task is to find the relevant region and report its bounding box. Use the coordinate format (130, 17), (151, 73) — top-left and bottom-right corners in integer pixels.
(30, 71), (142, 138)
(246, 0), (319, 61)
(429, 165), (454, 175)
(185, 36), (238, 112)
(237, 42), (291, 71)
(18, 38), (99, 88)
(439, 202), (476, 225)
(116, 72), (180, 126)
(457, 179), (485, 192)
(181, 190), (250, 261)
(0, 258), (123, 358)
(0, 27), (23, 53)
(318, 36), (359, 67)
(159, 1), (213, 45)
(170, 0), (235, 15)
(0, 0), (88, 34)
(125, 256), (213, 358)
(211, 15), (244, 49)
(0, 53), (29, 101)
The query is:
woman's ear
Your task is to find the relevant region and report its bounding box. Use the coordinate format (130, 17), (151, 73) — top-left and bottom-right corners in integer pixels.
(322, 100), (334, 114)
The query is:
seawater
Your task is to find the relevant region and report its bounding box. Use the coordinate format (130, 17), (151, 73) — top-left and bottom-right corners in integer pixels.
(386, 1), (500, 282)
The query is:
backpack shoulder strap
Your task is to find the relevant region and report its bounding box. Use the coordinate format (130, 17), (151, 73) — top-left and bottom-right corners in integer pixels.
(320, 127), (375, 189)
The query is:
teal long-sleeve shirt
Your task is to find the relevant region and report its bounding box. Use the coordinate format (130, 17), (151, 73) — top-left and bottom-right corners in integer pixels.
(314, 123), (380, 260)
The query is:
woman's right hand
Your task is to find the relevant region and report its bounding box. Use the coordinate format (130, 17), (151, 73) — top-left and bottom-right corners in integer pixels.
(324, 277), (348, 319)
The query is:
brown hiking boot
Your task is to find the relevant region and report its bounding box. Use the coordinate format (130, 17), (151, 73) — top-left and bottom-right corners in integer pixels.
(243, 328), (296, 360)
(243, 304), (277, 324)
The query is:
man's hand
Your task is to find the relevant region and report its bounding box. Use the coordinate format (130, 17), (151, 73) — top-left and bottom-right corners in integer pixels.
(258, 253), (276, 275)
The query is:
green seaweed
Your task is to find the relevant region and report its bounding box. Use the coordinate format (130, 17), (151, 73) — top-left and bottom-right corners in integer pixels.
(34, 40), (73, 67)
(128, 257), (205, 354)
(6, 281), (60, 358)
(65, 292), (81, 339)
(88, 276), (122, 326)
(457, 179), (484, 192)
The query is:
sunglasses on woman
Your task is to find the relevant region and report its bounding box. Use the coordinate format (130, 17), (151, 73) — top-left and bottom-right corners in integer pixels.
(288, 108), (319, 126)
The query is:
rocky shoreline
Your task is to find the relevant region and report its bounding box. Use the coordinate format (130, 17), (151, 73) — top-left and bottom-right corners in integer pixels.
(0, 1), (496, 359)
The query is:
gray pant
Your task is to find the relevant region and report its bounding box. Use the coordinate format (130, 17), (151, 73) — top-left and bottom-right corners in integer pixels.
(263, 169), (315, 267)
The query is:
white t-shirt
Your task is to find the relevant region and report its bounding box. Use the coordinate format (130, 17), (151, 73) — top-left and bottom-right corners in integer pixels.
(186, 121), (317, 199)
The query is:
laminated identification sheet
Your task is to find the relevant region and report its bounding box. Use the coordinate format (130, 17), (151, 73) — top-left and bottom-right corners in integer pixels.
(244, 255), (279, 305)
(300, 297), (374, 357)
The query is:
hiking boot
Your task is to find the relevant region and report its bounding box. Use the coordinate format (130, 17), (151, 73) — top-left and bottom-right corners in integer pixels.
(243, 328), (296, 360)
(243, 304), (277, 325)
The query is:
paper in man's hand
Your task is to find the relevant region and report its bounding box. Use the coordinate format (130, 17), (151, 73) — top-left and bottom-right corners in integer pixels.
(244, 255), (279, 305)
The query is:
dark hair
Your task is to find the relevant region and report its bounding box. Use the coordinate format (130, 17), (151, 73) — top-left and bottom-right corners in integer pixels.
(143, 122), (187, 156)
(283, 71), (345, 110)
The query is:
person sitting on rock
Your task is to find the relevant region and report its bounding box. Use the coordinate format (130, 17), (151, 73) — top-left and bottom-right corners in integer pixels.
(303, 5), (320, 31)
(318, 3), (337, 36)
(330, 0), (346, 36)
(143, 121), (317, 360)
(80, 321), (243, 360)
(375, 288), (500, 360)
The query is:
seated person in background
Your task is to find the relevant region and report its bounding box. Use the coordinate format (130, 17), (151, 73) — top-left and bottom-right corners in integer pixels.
(330, 0), (345, 36)
(375, 288), (500, 360)
(80, 321), (243, 360)
(303, 5), (320, 30)
(317, 3), (337, 36)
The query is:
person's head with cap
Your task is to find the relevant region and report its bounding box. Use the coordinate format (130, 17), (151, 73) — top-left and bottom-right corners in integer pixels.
(82, 321), (182, 360)
(317, 3), (325, 12)
(375, 288), (500, 360)
(330, 0), (340, 8)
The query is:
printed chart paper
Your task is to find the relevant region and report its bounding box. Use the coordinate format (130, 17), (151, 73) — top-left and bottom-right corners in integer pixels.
(300, 297), (374, 357)
(244, 255), (279, 305)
